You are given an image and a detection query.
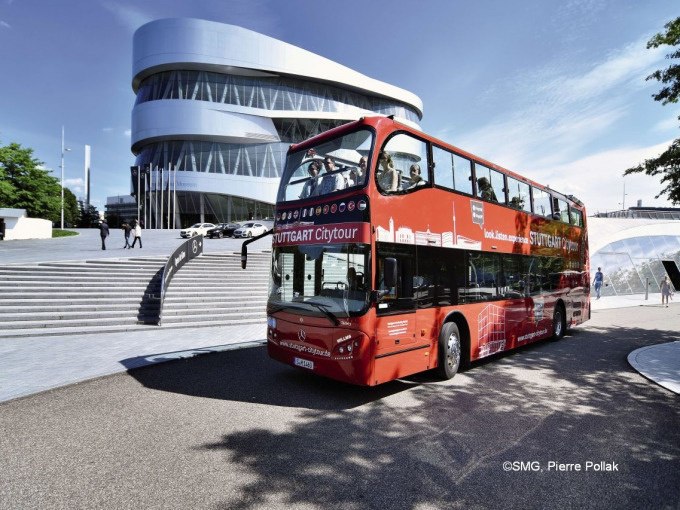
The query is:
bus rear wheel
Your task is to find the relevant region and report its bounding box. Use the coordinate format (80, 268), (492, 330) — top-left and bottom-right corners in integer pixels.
(552, 304), (566, 340)
(437, 322), (461, 380)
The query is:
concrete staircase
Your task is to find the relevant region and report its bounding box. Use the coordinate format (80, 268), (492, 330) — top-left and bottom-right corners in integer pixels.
(0, 252), (270, 338)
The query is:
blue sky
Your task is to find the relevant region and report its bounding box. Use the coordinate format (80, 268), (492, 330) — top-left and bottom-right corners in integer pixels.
(1, 0), (678, 214)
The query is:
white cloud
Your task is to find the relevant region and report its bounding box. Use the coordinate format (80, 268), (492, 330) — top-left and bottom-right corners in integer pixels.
(65, 177), (84, 194)
(543, 39), (664, 104)
(102, 127), (113, 132)
(654, 113), (680, 132)
(536, 140), (675, 213)
(100, 1), (153, 32)
(0, 20), (10, 29)
(124, 129), (131, 137)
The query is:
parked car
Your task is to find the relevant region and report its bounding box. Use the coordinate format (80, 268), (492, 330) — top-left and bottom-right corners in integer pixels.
(206, 223), (241, 239)
(180, 222), (216, 238)
(233, 222), (268, 238)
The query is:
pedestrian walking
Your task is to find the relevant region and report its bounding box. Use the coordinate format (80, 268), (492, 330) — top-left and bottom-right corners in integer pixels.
(593, 267), (604, 299)
(98, 221), (109, 250)
(131, 221), (142, 248)
(661, 276), (672, 307)
(122, 222), (132, 249)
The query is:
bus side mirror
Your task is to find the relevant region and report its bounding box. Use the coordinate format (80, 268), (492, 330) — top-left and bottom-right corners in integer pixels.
(241, 243), (248, 269)
(384, 257), (397, 289)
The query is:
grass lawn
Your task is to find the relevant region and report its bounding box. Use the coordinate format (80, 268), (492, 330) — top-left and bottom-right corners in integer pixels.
(52, 229), (78, 238)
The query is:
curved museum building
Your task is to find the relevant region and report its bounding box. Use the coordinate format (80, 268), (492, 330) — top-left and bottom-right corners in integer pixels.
(131, 18), (423, 227)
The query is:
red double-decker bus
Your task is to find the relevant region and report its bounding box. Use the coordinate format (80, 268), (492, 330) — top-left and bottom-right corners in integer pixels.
(243, 116), (589, 385)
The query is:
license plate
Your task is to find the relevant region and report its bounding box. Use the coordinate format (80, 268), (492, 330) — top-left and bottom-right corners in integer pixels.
(294, 357), (314, 370)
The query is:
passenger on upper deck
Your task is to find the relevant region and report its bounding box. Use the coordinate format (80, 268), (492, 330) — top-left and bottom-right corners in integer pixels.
(358, 156), (367, 178)
(406, 163), (426, 189)
(346, 156), (367, 187)
(299, 161), (322, 199)
(477, 177), (498, 202)
(377, 151), (399, 192)
(314, 157), (346, 195)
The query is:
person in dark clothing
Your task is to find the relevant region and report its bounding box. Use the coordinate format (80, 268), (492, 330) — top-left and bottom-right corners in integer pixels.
(99, 221), (110, 250)
(122, 222), (132, 249)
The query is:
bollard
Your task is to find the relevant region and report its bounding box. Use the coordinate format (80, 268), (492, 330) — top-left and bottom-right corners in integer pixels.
(645, 278), (649, 300)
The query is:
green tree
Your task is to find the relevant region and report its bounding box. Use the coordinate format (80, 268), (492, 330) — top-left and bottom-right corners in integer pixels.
(78, 200), (100, 228)
(63, 188), (80, 227)
(0, 142), (61, 221)
(624, 17), (680, 203)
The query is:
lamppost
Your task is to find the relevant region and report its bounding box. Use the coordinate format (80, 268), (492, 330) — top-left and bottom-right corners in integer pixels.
(60, 126), (71, 229)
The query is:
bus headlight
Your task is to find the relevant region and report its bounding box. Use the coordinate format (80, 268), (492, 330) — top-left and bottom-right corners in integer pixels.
(332, 337), (362, 359)
(267, 316), (277, 328)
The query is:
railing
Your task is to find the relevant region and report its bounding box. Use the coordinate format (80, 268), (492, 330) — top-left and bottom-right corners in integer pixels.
(593, 209), (680, 220)
(155, 235), (204, 325)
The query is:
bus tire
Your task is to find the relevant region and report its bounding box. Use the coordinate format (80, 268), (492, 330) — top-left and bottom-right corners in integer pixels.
(437, 322), (461, 380)
(552, 303), (566, 340)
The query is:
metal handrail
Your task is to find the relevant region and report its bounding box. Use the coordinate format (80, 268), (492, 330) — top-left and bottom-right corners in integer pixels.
(156, 235), (204, 325)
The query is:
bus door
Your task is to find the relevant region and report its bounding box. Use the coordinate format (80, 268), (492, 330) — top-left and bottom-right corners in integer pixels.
(375, 244), (423, 378)
(499, 254), (532, 346)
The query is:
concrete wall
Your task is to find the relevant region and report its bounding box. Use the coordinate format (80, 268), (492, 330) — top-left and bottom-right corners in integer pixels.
(0, 209), (52, 240)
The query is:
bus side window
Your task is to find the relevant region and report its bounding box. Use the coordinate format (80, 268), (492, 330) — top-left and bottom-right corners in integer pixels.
(463, 252), (501, 301)
(532, 187), (553, 218)
(379, 134), (428, 194)
(570, 207), (583, 227)
(507, 176), (531, 212)
(553, 197), (569, 223)
(433, 146), (474, 195)
(475, 164), (505, 203)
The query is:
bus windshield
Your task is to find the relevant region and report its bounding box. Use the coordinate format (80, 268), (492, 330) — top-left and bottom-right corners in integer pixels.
(277, 129), (373, 203)
(270, 243), (370, 318)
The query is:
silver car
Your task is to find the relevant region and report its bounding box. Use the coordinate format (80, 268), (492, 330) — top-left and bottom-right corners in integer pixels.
(233, 222), (268, 238)
(180, 222), (216, 238)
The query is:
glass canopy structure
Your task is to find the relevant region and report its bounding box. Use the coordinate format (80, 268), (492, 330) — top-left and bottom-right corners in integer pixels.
(589, 216), (680, 296)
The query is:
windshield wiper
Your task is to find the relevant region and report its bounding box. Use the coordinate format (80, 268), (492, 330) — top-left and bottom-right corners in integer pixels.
(305, 302), (340, 326)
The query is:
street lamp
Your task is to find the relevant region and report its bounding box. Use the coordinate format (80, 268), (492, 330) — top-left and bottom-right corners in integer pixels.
(60, 126), (71, 230)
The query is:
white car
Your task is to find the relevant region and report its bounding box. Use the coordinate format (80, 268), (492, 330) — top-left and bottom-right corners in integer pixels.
(180, 222), (216, 238)
(233, 222), (268, 238)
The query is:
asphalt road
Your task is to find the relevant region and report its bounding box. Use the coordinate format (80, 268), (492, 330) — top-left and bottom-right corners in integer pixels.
(1, 306), (678, 510)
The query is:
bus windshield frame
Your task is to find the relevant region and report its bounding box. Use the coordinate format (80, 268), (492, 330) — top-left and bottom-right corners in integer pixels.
(269, 243), (371, 320)
(277, 128), (374, 203)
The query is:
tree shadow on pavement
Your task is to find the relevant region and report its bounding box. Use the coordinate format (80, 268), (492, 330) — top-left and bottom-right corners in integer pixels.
(124, 322), (680, 509)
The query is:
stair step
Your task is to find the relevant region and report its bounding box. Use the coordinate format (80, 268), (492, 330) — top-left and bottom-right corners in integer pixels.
(0, 250), (270, 334)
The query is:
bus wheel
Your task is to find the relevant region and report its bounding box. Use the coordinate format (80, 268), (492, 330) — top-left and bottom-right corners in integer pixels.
(552, 304), (566, 340)
(438, 322), (461, 379)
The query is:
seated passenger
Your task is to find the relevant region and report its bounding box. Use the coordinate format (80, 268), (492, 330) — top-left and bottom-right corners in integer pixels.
(314, 157), (346, 195)
(346, 168), (360, 187)
(406, 164), (426, 189)
(509, 196), (524, 209)
(357, 156), (367, 182)
(299, 161), (321, 199)
(377, 151), (398, 192)
(477, 177), (498, 202)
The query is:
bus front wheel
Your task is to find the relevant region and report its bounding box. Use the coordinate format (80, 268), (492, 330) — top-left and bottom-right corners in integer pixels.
(437, 322), (461, 380)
